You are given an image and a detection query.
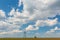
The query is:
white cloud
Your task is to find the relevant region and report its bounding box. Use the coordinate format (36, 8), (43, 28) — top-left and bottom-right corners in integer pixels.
(0, 21), (7, 26)
(35, 18), (58, 27)
(18, 0), (60, 21)
(26, 25), (39, 31)
(0, 8), (29, 34)
(0, 20), (21, 32)
(0, 10), (6, 19)
(0, 30), (22, 34)
(0, 17), (23, 34)
(22, 0), (59, 20)
(39, 0), (56, 4)
(18, 0), (21, 7)
(0, 0), (60, 36)
(26, 18), (58, 31)
(21, 10), (30, 18)
(2, 8), (30, 33)
(9, 8), (15, 17)
(7, 17), (27, 25)
(9, 8), (30, 18)
(8, 8), (30, 26)
(46, 26), (60, 34)
(18, 0), (60, 20)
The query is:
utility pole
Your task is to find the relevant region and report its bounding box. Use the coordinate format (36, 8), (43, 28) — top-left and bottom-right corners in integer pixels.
(24, 30), (26, 38)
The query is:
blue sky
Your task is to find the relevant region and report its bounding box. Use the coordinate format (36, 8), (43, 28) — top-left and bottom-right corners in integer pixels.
(0, 0), (23, 16)
(0, 0), (60, 38)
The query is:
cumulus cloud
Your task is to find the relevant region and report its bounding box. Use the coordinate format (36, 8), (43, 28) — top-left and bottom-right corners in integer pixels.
(18, 0), (21, 7)
(0, 30), (22, 34)
(18, 0), (60, 20)
(35, 18), (58, 27)
(19, 0), (60, 31)
(0, 16), (23, 34)
(0, 10), (6, 19)
(9, 8), (30, 18)
(0, 8), (29, 34)
(0, 20), (22, 32)
(21, 0), (59, 20)
(25, 18), (58, 31)
(0, 0), (60, 35)
(26, 25), (38, 31)
(46, 26), (60, 34)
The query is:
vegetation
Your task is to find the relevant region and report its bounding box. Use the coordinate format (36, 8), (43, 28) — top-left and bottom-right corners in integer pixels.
(0, 38), (60, 40)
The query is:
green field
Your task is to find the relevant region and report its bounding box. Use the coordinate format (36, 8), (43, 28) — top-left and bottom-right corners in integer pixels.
(0, 38), (60, 40)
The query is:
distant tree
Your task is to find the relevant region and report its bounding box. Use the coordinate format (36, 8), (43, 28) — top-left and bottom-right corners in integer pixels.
(34, 36), (37, 38)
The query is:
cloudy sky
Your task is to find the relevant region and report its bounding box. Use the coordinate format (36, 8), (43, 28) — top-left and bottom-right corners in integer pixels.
(0, 0), (60, 38)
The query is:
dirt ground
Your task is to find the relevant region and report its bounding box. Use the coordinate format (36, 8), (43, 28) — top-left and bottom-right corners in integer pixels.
(0, 38), (60, 40)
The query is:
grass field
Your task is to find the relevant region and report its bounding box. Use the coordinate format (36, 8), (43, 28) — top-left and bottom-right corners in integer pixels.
(0, 38), (60, 40)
